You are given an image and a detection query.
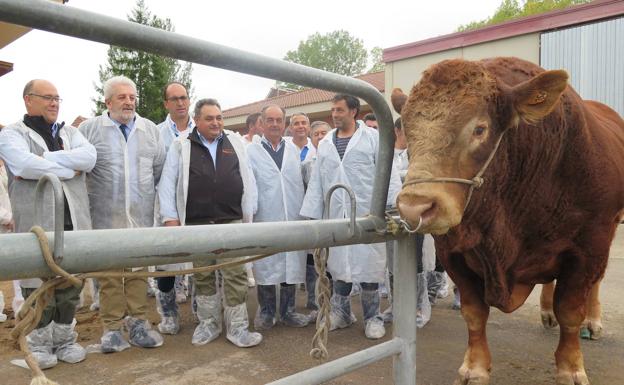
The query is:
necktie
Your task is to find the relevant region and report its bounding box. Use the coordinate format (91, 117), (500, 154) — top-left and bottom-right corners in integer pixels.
(119, 124), (128, 141)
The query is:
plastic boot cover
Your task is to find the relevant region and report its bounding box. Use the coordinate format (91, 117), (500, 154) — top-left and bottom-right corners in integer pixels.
(329, 293), (355, 331)
(157, 289), (180, 335)
(53, 322), (86, 363)
(126, 317), (164, 348)
(416, 272), (432, 328)
(254, 285), (277, 330)
(279, 285), (310, 328)
(192, 294), (222, 346)
(427, 271), (449, 304)
(361, 289), (385, 339)
(175, 275), (187, 304)
(381, 304), (393, 323)
(100, 330), (130, 354)
(452, 286), (461, 310)
(350, 282), (361, 297)
(224, 303), (262, 348)
(305, 264), (318, 310)
(26, 323), (57, 369)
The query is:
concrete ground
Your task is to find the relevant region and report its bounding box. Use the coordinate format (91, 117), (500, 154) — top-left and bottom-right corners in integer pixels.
(1, 227), (623, 385)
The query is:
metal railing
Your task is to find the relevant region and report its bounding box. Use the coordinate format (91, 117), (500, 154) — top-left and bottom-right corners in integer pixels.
(0, 1), (416, 384)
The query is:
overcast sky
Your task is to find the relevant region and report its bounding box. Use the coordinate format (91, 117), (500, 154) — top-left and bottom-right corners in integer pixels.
(0, 0), (502, 124)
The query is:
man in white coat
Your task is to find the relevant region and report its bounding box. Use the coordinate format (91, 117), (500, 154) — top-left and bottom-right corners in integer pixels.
(154, 81), (196, 323)
(79, 76), (165, 353)
(300, 94), (402, 340)
(285, 112), (315, 162)
(0, 79), (96, 368)
(247, 105), (309, 330)
(158, 98), (261, 348)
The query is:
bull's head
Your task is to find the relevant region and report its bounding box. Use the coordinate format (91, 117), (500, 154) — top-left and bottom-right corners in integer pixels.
(393, 59), (568, 234)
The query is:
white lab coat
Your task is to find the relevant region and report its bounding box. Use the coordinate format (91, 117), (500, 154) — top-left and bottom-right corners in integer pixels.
(0, 120), (96, 288)
(157, 129), (257, 271)
(247, 140), (306, 285)
(157, 114), (195, 153)
(241, 134), (262, 146)
(284, 136), (316, 162)
(0, 164), (12, 229)
(79, 112), (166, 230)
(300, 122), (402, 283)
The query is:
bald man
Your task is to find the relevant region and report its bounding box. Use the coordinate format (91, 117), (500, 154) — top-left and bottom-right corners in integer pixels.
(0, 79), (96, 368)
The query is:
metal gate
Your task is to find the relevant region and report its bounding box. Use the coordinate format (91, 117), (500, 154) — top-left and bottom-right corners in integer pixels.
(0, 1), (417, 384)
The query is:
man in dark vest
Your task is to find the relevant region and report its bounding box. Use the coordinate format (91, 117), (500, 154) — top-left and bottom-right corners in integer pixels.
(158, 98), (261, 348)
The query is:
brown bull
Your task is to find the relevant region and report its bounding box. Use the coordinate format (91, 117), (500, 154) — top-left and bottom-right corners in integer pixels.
(392, 57), (624, 385)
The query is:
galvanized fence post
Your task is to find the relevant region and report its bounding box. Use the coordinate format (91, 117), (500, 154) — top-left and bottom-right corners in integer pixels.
(393, 235), (417, 384)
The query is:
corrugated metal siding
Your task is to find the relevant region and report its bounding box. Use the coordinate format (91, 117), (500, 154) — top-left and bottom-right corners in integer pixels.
(541, 17), (624, 117)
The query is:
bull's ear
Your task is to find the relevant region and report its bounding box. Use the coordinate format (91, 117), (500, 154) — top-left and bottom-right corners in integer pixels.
(391, 88), (408, 114)
(511, 70), (568, 122)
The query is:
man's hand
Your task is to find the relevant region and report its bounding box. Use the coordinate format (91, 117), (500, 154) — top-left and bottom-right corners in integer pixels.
(2, 219), (14, 232)
(74, 170), (82, 177)
(164, 220), (181, 226)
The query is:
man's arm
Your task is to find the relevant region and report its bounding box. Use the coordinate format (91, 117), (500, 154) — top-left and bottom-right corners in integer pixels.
(158, 143), (181, 225)
(42, 127), (97, 172)
(0, 129), (74, 180)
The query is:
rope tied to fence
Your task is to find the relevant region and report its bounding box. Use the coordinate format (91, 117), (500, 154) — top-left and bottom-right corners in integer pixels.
(309, 246), (331, 361)
(12, 225), (273, 385)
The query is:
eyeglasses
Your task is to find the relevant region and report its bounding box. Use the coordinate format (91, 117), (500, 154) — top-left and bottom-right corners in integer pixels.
(28, 93), (63, 103)
(166, 95), (189, 103)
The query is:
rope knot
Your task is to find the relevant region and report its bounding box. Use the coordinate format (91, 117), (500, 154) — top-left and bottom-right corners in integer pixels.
(472, 176), (484, 188)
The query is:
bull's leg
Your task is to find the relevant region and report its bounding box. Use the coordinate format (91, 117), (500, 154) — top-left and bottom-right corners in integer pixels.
(540, 281), (558, 329)
(553, 279), (590, 385)
(453, 282), (491, 385)
(580, 279), (602, 340)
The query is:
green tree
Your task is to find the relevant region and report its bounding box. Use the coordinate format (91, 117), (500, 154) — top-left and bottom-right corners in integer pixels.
(368, 46), (385, 73)
(278, 30), (369, 90)
(457, 0), (591, 32)
(93, 0), (193, 123)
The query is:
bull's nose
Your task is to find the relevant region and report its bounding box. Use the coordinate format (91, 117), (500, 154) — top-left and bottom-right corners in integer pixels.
(397, 199), (434, 228)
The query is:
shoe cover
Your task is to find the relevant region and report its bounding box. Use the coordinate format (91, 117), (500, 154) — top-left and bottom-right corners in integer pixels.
(157, 289), (179, 335)
(53, 323), (86, 363)
(192, 294), (221, 345)
(381, 304), (393, 323)
(23, 323), (57, 369)
(416, 272), (432, 328)
(426, 271), (449, 304)
(254, 285), (276, 330)
(279, 285), (309, 328)
(328, 293), (355, 331)
(365, 317), (386, 339)
(224, 303), (262, 348)
(126, 317), (163, 348)
(174, 276), (187, 304)
(100, 330), (130, 353)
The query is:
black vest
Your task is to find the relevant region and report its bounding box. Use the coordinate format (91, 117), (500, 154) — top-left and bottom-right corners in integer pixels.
(185, 130), (244, 224)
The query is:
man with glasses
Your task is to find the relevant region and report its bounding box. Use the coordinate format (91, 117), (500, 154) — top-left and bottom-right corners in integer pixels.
(154, 82), (194, 335)
(0, 79), (96, 369)
(79, 75), (166, 353)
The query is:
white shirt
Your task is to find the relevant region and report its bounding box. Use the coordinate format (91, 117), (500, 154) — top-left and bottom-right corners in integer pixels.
(158, 114), (195, 152)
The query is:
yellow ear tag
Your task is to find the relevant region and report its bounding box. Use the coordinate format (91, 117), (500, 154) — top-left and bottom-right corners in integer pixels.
(529, 91), (548, 105)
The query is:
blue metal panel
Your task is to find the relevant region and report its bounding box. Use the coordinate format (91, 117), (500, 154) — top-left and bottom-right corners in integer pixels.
(541, 17), (624, 117)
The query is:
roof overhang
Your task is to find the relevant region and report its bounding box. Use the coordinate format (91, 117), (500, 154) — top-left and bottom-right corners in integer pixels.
(384, 0), (624, 63)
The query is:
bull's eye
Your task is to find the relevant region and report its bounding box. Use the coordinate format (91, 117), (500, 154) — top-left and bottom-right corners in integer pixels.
(473, 125), (486, 137)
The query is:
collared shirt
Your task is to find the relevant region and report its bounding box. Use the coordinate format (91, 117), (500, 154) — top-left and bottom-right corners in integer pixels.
(51, 122), (60, 139)
(109, 114), (136, 140)
(198, 131), (223, 169)
(261, 136), (286, 170)
(166, 114), (194, 138)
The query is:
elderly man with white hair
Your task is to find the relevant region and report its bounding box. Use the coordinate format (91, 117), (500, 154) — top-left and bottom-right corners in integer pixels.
(79, 75), (166, 353)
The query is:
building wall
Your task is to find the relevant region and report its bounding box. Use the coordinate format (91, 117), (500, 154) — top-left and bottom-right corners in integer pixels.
(385, 33), (540, 111)
(541, 16), (624, 116)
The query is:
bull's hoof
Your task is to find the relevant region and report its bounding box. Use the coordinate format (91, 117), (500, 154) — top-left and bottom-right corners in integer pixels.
(541, 310), (558, 329)
(556, 370), (590, 385)
(454, 367), (490, 385)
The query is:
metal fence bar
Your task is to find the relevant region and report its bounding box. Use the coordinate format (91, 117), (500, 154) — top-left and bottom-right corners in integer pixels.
(0, 217), (388, 281)
(0, 0), (395, 220)
(393, 236), (418, 384)
(267, 338), (402, 385)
